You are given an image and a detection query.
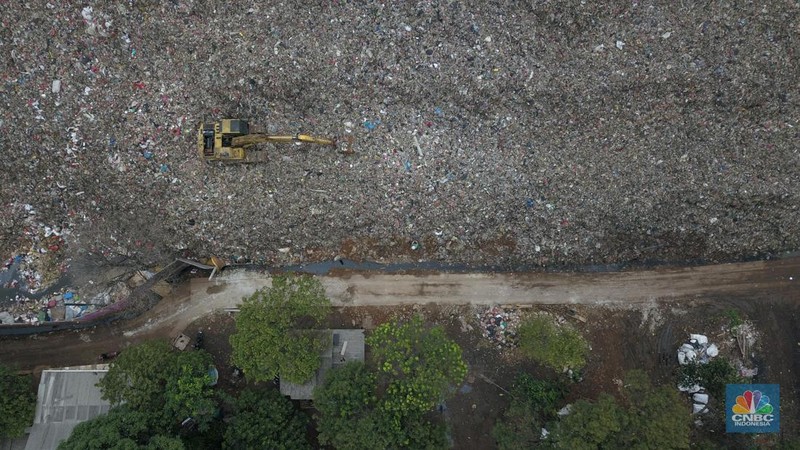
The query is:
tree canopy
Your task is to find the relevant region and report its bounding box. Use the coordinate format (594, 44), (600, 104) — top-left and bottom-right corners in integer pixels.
(96, 340), (216, 432)
(229, 275), (331, 384)
(518, 315), (589, 371)
(619, 371), (691, 449)
(492, 373), (566, 450)
(223, 389), (309, 450)
(314, 362), (381, 450)
(679, 357), (742, 399)
(0, 364), (35, 439)
(547, 370), (690, 449)
(551, 393), (626, 449)
(368, 315), (468, 417)
(57, 406), (185, 450)
(315, 317), (466, 449)
(314, 361), (446, 450)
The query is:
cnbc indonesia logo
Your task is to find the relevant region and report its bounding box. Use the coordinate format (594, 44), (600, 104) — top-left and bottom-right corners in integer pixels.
(732, 390), (773, 424)
(727, 385), (779, 433)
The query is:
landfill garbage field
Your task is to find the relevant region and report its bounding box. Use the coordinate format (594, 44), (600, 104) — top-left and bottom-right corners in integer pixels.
(1, 2), (798, 447)
(1, 1), (798, 276)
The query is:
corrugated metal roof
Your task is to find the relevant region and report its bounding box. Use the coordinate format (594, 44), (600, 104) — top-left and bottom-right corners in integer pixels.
(0, 435), (28, 450)
(24, 369), (111, 450)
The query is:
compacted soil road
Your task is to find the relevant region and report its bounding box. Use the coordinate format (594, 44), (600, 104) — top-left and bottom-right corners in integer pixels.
(1, 257), (797, 372)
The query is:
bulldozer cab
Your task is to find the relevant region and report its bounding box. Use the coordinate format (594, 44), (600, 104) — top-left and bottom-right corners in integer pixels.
(198, 119), (250, 162)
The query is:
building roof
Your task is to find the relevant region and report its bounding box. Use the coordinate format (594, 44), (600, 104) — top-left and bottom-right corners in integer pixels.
(280, 329), (365, 400)
(331, 329), (366, 368)
(24, 368), (111, 450)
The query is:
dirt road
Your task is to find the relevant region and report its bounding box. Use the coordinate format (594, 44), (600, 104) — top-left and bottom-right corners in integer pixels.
(1, 257), (797, 372)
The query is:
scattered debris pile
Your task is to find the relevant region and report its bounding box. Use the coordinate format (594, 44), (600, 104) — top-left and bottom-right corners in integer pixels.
(0, 271), (149, 325)
(677, 333), (719, 366)
(730, 321), (760, 378)
(0, 289), (85, 325)
(477, 306), (521, 348)
(731, 322), (756, 359)
(676, 333), (717, 415)
(1, 210), (72, 293)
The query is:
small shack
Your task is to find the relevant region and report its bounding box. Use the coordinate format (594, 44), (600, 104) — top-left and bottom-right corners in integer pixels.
(280, 329), (365, 400)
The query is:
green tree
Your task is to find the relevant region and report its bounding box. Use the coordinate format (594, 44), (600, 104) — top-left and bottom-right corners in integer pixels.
(518, 315), (589, 371)
(97, 340), (215, 432)
(314, 362), (381, 450)
(144, 435), (186, 450)
(0, 365), (35, 438)
(230, 275), (331, 384)
(58, 406), (185, 450)
(223, 389), (309, 450)
(314, 362), (446, 450)
(493, 373), (566, 450)
(550, 394), (625, 449)
(165, 351), (217, 427)
(679, 357), (742, 399)
(368, 316), (468, 418)
(314, 316), (466, 450)
(619, 370), (690, 449)
(548, 371), (690, 450)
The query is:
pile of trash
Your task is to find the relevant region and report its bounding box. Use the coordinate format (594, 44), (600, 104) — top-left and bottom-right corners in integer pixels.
(0, 289), (88, 325)
(477, 306), (521, 348)
(676, 333), (718, 415)
(0, 278), (138, 325)
(2, 1), (799, 275)
(677, 333), (719, 366)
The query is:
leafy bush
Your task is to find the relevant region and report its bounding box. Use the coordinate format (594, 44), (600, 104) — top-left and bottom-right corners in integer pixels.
(679, 357), (743, 399)
(548, 370), (690, 450)
(0, 365), (35, 439)
(510, 373), (566, 419)
(724, 309), (743, 329)
(492, 373), (566, 450)
(223, 389), (309, 450)
(518, 315), (589, 370)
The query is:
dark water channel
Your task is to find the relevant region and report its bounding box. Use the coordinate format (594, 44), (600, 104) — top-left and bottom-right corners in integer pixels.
(0, 258), (72, 305)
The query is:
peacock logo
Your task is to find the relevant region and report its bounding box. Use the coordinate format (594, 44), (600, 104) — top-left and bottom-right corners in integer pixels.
(732, 390), (773, 415)
(726, 384), (779, 433)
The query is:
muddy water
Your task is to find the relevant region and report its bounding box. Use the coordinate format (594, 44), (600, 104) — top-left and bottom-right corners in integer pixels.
(0, 259), (72, 305)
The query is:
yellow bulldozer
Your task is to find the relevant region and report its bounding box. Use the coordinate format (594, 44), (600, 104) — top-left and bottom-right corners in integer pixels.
(197, 119), (339, 162)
